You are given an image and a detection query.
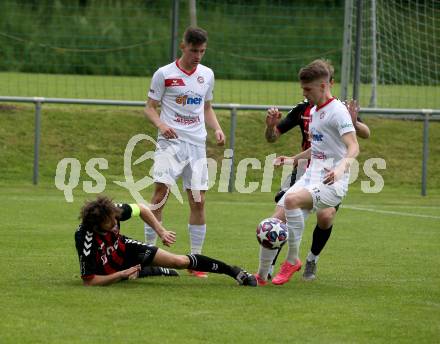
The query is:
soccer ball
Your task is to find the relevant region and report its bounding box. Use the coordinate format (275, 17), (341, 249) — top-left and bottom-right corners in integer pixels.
(256, 218), (289, 250)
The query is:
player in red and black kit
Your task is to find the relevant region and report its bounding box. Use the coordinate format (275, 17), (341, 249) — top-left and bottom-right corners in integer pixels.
(75, 196), (256, 286)
(266, 100), (312, 204)
(263, 98), (370, 283)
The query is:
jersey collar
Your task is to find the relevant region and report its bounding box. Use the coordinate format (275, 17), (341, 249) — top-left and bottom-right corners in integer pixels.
(175, 59), (197, 76)
(316, 97), (335, 111)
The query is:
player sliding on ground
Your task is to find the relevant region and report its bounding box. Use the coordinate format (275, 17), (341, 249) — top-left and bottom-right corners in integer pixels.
(255, 59), (359, 286)
(75, 196), (256, 287)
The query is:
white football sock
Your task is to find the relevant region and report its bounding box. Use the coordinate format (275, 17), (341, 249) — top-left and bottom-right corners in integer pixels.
(144, 223), (158, 245)
(285, 208), (308, 264)
(188, 224), (206, 254)
(258, 246), (278, 281)
(307, 252), (319, 262)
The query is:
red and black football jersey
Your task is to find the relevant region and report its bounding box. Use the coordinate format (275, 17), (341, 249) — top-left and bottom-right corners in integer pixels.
(74, 203), (142, 280)
(276, 101), (312, 152)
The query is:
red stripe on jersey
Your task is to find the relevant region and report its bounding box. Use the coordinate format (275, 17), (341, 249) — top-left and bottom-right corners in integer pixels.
(165, 78), (186, 87)
(302, 105), (312, 151)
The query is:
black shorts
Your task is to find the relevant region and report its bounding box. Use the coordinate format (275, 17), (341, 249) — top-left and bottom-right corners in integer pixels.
(123, 238), (159, 269)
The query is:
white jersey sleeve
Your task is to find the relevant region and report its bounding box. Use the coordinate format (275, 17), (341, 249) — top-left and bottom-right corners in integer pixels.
(205, 71), (214, 102)
(331, 104), (355, 136)
(148, 69), (165, 101)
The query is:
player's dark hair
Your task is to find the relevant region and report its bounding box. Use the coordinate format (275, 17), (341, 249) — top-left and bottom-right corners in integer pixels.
(80, 196), (122, 232)
(183, 27), (208, 45)
(298, 59), (331, 83)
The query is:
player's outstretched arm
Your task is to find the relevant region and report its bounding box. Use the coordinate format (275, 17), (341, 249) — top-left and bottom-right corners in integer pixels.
(204, 101), (225, 146)
(273, 148), (311, 167)
(83, 265), (141, 286)
(138, 204), (176, 246)
(144, 98), (178, 139)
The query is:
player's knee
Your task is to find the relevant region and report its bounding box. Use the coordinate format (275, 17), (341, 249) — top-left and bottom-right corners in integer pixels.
(317, 208), (336, 228)
(189, 191), (205, 205)
(284, 193), (301, 209)
(172, 255), (189, 269)
(189, 194), (205, 212)
(151, 187), (169, 206)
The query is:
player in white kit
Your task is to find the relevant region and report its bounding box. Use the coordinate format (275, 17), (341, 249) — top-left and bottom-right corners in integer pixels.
(256, 59), (360, 285)
(143, 27), (225, 278)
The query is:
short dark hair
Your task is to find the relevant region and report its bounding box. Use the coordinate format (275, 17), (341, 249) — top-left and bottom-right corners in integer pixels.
(298, 59), (331, 83)
(183, 27), (208, 45)
(80, 196), (122, 232)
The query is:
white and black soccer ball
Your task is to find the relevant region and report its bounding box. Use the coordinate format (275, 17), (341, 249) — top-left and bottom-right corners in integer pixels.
(256, 217), (289, 250)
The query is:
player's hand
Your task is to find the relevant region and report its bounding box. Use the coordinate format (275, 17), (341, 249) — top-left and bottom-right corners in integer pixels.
(345, 99), (360, 126)
(215, 129), (225, 146)
(158, 123), (178, 139)
(120, 265), (141, 280)
(266, 107), (282, 128)
(159, 229), (176, 247)
(273, 156), (296, 167)
(323, 165), (345, 185)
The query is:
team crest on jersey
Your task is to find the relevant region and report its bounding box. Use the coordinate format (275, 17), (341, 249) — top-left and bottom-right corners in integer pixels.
(320, 111), (326, 119)
(197, 76), (204, 84)
(165, 78), (186, 87)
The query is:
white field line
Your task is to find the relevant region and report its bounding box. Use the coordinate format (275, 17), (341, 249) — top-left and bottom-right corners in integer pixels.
(209, 201), (440, 219)
(2, 196), (439, 219)
(340, 205), (440, 219)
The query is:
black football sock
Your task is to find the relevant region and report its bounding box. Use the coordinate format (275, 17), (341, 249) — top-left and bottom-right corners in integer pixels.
(310, 225), (333, 256)
(186, 254), (236, 278)
(138, 266), (179, 278)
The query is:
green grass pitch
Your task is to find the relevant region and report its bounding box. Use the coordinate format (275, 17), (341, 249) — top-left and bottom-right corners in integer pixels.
(0, 184), (439, 343)
(0, 72), (439, 342)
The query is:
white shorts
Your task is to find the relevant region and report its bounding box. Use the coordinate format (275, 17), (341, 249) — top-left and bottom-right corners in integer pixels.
(277, 175), (345, 211)
(153, 139), (208, 190)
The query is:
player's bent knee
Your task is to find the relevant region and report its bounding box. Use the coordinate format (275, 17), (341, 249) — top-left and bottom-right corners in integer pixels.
(317, 208), (336, 228)
(284, 193), (301, 209)
(172, 255), (190, 269)
(190, 200), (205, 213)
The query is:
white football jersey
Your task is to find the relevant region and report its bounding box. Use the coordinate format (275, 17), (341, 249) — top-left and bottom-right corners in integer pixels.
(148, 60), (214, 146)
(304, 98), (355, 191)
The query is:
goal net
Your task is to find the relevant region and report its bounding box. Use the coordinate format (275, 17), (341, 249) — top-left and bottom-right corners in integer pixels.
(349, 0), (440, 109)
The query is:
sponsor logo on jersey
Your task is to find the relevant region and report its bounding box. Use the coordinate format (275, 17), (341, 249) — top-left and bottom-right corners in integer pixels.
(311, 128), (324, 142)
(197, 76), (204, 84)
(175, 95), (202, 106)
(165, 78), (186, 87)
(340, 122), (354, 129)
(311, 150), (327, 160)
(174, 113), (201, 125)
